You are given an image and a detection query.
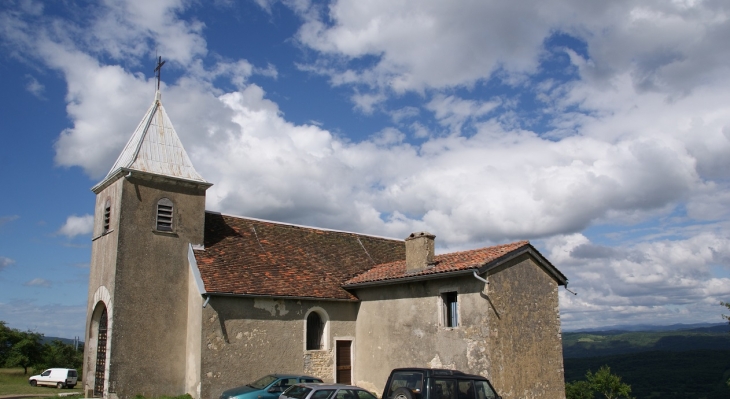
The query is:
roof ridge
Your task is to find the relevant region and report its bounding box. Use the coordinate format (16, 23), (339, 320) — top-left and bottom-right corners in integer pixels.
(437, 240), (530, 256)
(205, 210), (404, 242)
(124, 96), (159, 169)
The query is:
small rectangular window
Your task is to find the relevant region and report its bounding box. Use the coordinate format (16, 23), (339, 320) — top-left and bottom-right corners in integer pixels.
(442, 291), (458, 327)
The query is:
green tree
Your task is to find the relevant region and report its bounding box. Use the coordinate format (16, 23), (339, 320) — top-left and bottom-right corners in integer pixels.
(6, 329), (43, 374)
(0, 320), (15, 366)
(37, 339), (83, 371)
(565, 380), (593, 399)
(566, 365), (633, 399)
(586, 366), (632, 399)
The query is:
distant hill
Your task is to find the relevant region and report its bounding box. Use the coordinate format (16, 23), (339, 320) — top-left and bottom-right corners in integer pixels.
(41, 336), (84, 347)
(566, 322), (729, 333)
(563, 326), (730, 358)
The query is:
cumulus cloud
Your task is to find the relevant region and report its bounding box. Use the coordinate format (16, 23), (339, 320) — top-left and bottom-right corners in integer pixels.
(4, 0), (726, 246)
(2, 0), (730, 329)
(544, 231), (730, 329)
(291, 0), (730, 99)
(0, 257), (15, 272)
(58, 215), (94, 238)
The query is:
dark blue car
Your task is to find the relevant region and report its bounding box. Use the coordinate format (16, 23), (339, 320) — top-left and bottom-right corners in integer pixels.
(220, 374), (324, 399)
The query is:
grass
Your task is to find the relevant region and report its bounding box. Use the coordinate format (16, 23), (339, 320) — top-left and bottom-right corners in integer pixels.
(0, 368), (83, 396)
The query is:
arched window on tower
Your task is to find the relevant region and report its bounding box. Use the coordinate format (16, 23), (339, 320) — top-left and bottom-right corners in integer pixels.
(156, 198), (173, 231)
(306, 311), (324, 350)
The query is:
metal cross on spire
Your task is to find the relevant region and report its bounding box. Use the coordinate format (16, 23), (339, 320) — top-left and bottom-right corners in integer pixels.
(154, 56), (166, 91)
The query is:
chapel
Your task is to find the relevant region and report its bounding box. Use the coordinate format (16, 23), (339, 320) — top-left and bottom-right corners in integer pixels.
(83, 89), (569, 399)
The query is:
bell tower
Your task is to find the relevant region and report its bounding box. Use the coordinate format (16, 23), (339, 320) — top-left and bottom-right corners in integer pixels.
(83, 83), (212, 399)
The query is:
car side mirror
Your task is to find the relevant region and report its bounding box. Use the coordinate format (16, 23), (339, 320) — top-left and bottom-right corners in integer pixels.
(268, 387), (283, 393)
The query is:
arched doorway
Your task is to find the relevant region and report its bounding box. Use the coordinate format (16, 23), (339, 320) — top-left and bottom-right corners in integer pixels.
(93, 306), (108, 397)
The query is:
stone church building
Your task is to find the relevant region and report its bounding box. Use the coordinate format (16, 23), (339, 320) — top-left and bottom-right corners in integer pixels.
(83, 91), (569, 399)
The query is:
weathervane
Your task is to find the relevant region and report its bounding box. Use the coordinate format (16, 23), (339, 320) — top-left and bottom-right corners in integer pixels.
(154, 56), (166, 91)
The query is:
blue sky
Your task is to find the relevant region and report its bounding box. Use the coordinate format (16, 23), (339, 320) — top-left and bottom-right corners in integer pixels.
(1, 0), (730, 339)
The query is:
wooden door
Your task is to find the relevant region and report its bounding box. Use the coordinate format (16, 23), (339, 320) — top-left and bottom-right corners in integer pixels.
(336, 340), (352, 384)
(94, 307), (108, 397)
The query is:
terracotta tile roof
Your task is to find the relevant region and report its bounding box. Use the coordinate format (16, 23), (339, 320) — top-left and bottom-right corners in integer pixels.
(345, 240), (531, 286)
(194, 212), (405, 300)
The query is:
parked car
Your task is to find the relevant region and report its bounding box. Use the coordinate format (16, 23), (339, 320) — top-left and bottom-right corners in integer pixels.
(279, 383), (378, 399)
(382, 368), (501, 399)
(220, 374), (324, 399)
(28, 368), (78, 389)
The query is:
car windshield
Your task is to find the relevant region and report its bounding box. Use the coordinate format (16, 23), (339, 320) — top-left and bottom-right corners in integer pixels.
(283, 386), (312, 399)
(354, 390), (377, 399)
(249, 375), (278, 389)
(311, 389), (335, 399)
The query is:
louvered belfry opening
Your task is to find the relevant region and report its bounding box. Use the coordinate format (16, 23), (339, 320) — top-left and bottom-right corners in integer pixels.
(94, 307), (108, 397)
(306, 312), (324, 350)
(103, 199), (111, 234)
(156, 198), (173, 231)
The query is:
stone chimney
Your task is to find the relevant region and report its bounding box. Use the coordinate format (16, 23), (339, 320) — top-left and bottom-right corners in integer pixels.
(405, 231), (436, 272)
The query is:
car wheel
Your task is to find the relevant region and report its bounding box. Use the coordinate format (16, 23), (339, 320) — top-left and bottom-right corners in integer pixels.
(30, 380), (37, 387)
(57, 382), (64, 389)
(68, 385), (76, 389)
(392, 387), (414, 399)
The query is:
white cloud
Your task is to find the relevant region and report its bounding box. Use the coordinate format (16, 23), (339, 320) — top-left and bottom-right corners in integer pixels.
(2, 0), (730, 329)
(25, 74), (45, 98)
(426, 95), (501, 132)
(24, 278), (51, 287)
(294, 0), (565, 92)
(292, 0), (730, 99)
(544, 231), (730, 329)
(6, 0), (723, 248)
(0, 300), (86, 338)
(58, 215), (94, 238)
(0, 257), (15, 271)
(0, 215), (19, 227)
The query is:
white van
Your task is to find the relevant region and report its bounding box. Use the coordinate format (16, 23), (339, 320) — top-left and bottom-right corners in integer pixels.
(29, 368), (78, 389)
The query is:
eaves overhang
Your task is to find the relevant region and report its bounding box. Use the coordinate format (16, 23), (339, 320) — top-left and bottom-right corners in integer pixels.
(92, 167), (213, 194)
(342, 268), (477, 289)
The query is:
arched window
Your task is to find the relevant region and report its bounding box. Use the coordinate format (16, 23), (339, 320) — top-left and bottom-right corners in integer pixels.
(306, 311), (324, 350)
(103, 199), (111, 234)
(156, 198), (173, 231)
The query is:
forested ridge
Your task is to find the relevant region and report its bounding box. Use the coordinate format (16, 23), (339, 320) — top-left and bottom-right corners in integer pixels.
(563, 326), (730, 398)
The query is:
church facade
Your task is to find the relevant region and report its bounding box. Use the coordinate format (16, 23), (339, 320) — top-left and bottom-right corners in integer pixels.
(83, 91), (569, 399)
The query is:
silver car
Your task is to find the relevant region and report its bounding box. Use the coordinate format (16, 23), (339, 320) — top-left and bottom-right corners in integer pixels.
(280, 383), (378, 399)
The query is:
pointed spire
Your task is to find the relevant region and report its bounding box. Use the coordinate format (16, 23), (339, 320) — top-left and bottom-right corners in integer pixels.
(92, 91), (210, 192)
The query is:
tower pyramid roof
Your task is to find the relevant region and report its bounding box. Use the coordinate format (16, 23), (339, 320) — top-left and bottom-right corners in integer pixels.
(93, 91), (210, 192)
